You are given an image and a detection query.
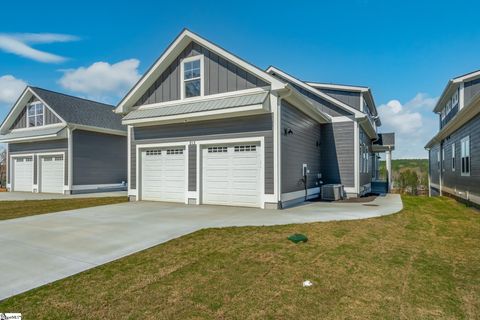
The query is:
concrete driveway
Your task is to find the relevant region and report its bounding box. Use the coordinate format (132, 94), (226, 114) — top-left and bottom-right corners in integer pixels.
(0, 191), (127, 201)
(0, 194), (402, 300)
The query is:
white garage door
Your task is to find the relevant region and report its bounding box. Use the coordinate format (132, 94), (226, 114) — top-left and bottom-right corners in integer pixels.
(202, 143), (261, 207)
(40, 155), (65, 194)
(141, 147), (186, 202)
(13, 156), (33, 192)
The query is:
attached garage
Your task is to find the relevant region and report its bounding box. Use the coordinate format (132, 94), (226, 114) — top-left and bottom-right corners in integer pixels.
(12, 156), (33, 192)
(39, 155), (65, 193)
(201, 143), (262, 208)
(140, 147), (187, 202)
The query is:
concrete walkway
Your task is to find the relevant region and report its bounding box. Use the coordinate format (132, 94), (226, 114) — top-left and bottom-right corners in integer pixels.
(0, 194), (402, 300)
(0, 191), (127, 201)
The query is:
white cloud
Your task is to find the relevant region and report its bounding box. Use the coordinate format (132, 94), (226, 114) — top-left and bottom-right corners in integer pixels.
(378, 93), (438, 159)
(58, 59), (141, 100)
(0, 33), (79, 63)
(0, 75), (27, 104)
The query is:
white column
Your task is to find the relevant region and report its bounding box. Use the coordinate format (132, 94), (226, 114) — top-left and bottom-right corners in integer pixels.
(67, 127), (73, 194)
(386, 149), (392, 192)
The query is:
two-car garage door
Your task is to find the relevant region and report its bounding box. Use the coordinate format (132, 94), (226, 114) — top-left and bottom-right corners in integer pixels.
(140, 142), (262, 208)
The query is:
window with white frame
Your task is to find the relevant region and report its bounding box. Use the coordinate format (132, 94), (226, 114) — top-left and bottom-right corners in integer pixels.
(452, 90), (459, 107)
(461, 136), (470, 176)
(446, 100), (452, 114)
(451, 143), (455, 171)
(27, 102), (44, 127)
(181, 56), (203, 98)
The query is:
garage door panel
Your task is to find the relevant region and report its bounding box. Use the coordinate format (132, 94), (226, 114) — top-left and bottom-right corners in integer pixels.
(141, 147), (186, 203)
(40, 156), (64, 194)
(13, 157), (33, 192)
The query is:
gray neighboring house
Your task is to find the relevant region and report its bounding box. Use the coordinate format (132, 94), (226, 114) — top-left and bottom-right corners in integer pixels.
(425, 70), (480, 206)
(116, 29), (395, 209)
(0, 87), (128, 194)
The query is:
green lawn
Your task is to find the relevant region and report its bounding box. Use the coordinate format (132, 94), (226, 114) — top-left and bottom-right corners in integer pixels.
(0, 197), (128, 220)
(1, 196), (479, 319)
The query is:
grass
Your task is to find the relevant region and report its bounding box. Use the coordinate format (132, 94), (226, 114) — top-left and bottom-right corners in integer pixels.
(0, 197), (128, 220)
(1, 196), (479, 319)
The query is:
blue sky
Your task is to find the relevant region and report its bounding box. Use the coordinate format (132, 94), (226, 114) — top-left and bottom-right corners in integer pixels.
(1, 0), (480, 158)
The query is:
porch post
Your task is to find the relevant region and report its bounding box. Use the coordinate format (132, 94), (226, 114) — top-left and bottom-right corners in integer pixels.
(386, 149), (392, 192)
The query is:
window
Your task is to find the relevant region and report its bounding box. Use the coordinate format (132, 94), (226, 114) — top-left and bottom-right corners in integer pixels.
(441, 147), (445, 171)
(146, 150), (161, 156)
(452, 90), (459, 107)
(461, 136), (470, 176)
(166, 149), (183, 155)
(27, 102), (44, 127)
(451, 143), (455, 171)
(182, 56), (203, 98)
(208, 146), (228, 153)
(446, 100), (452, 114)
(234, 145), (256, 152)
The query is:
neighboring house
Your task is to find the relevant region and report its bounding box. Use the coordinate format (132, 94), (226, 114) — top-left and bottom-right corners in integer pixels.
(0, 87), (128, 194)
(116, 29), (395, 209)
(425, 70), (480, 206)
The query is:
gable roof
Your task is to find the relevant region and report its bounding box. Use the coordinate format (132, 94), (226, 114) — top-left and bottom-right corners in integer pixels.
(0, 87), (125, 133)
(116, 28), (286, 114)
(433, 69), (480, 113)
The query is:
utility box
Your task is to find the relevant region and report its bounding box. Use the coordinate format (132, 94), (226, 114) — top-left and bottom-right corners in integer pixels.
(321, 184), (344, 201)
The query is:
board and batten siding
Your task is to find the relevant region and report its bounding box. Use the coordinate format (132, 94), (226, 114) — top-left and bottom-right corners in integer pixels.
(131, 114), (274, 194)
(320, 121), (355, 188)
(429, 144), (440, 186)
(134, 41), (269, 107)
(440, 113), (480, 196)
(359, 127), (373, 187)
(10, 97), (62, 130)
(8, 139), (68, 185)
(280, 100), (321, 193)
(464, 78), (480, 106)
(318, 89), (361, 110)
(72, 130), (127, 185)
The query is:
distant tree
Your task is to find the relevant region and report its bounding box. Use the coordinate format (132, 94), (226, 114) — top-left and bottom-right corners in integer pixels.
(397, 169), (419, 195)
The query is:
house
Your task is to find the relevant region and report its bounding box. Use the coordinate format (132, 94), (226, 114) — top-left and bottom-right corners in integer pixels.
(425, 70), (480, 206)
(0, 87), (128, 194)
(116, 29), (395, 209)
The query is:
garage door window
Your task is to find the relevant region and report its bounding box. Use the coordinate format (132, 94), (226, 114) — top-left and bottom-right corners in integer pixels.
(208, 146), (228, 153)
(166, 149), (184, 155)
(146, 150), (161, 156)
(234, 145), (256, 152)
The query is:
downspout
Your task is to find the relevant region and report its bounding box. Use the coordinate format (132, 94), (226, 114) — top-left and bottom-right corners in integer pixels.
(67, 126), (75, 194)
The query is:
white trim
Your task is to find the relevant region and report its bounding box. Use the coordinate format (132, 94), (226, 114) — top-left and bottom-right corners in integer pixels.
(266, 66), (364, 118)
(5, 142), (9, 187)
(67, 128), (73, 191)
(343, 186), (357, 194)
(123, 104), (267, 126)
(187, 191), (198, 199)
(127, 125), (132, 193)
(71, 183), (125, 191)
(272, 92), (281, 202)
(459, 82), (465, 110)
(10, 153), (35, 192)
(116, 29), (286, 113)
(136, 141), (190, 204)
(196, 136), (265, 209)
(10, 122), (65, 133)
(331, 116), (354, 123)
(306, 82), (369, 92)
(354, 121), (360, 194)
(180, 55), (204, 100)
(36, 151), (66, 194)
(0, 133), (63, 143)
(281, 187), (320, 202)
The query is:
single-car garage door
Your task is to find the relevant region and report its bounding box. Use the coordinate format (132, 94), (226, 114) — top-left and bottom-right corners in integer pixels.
(13, 156), (33, 192)
(141, 147), (186, 202)
(202, 143), (262, 208)
(40, 155), (64, 193)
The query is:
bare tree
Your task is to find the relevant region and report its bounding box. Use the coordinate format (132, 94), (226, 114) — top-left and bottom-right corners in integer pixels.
(0, 148), (6, 188)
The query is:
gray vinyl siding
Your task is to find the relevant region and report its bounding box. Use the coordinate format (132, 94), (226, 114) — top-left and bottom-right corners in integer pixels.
(280, 100), (321, 193)
(359, 127), (373, 187)
(8, 139), (68, 185)
(188, 144), (197, 192)
(131, 114), (273, 193)
(320, 121), (355, 188)
(440, 113), (480, 195)
(134, 41), (269, 107)
(429, 144), (440, 185)
(318, 89), (361, 110)
(464, 78), (480, 106)
(72, 130), (127, 185)
(10, 104), (62, 130)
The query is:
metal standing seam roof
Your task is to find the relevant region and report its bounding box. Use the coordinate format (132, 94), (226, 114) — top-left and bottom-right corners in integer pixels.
(123, 91), (269, 121)
(0, 126), (66, 142)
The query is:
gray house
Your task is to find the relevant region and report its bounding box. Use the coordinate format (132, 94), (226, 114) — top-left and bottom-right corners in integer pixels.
(116, 29), (395, 208)
(425, 70), (480, 206)
(0, 87), (127, 194)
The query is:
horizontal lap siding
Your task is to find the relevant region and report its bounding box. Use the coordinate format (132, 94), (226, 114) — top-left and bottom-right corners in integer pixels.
(441, 113), (480, 195)
(134, 41), (269, 107)
(320, 122), (355, 188)
(131, 114), (274, 194)
(281, 100), (321, 193)
(72, 130), (127, 185)
(8, 139), (68, 185)
(429, 144), (440, 185)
